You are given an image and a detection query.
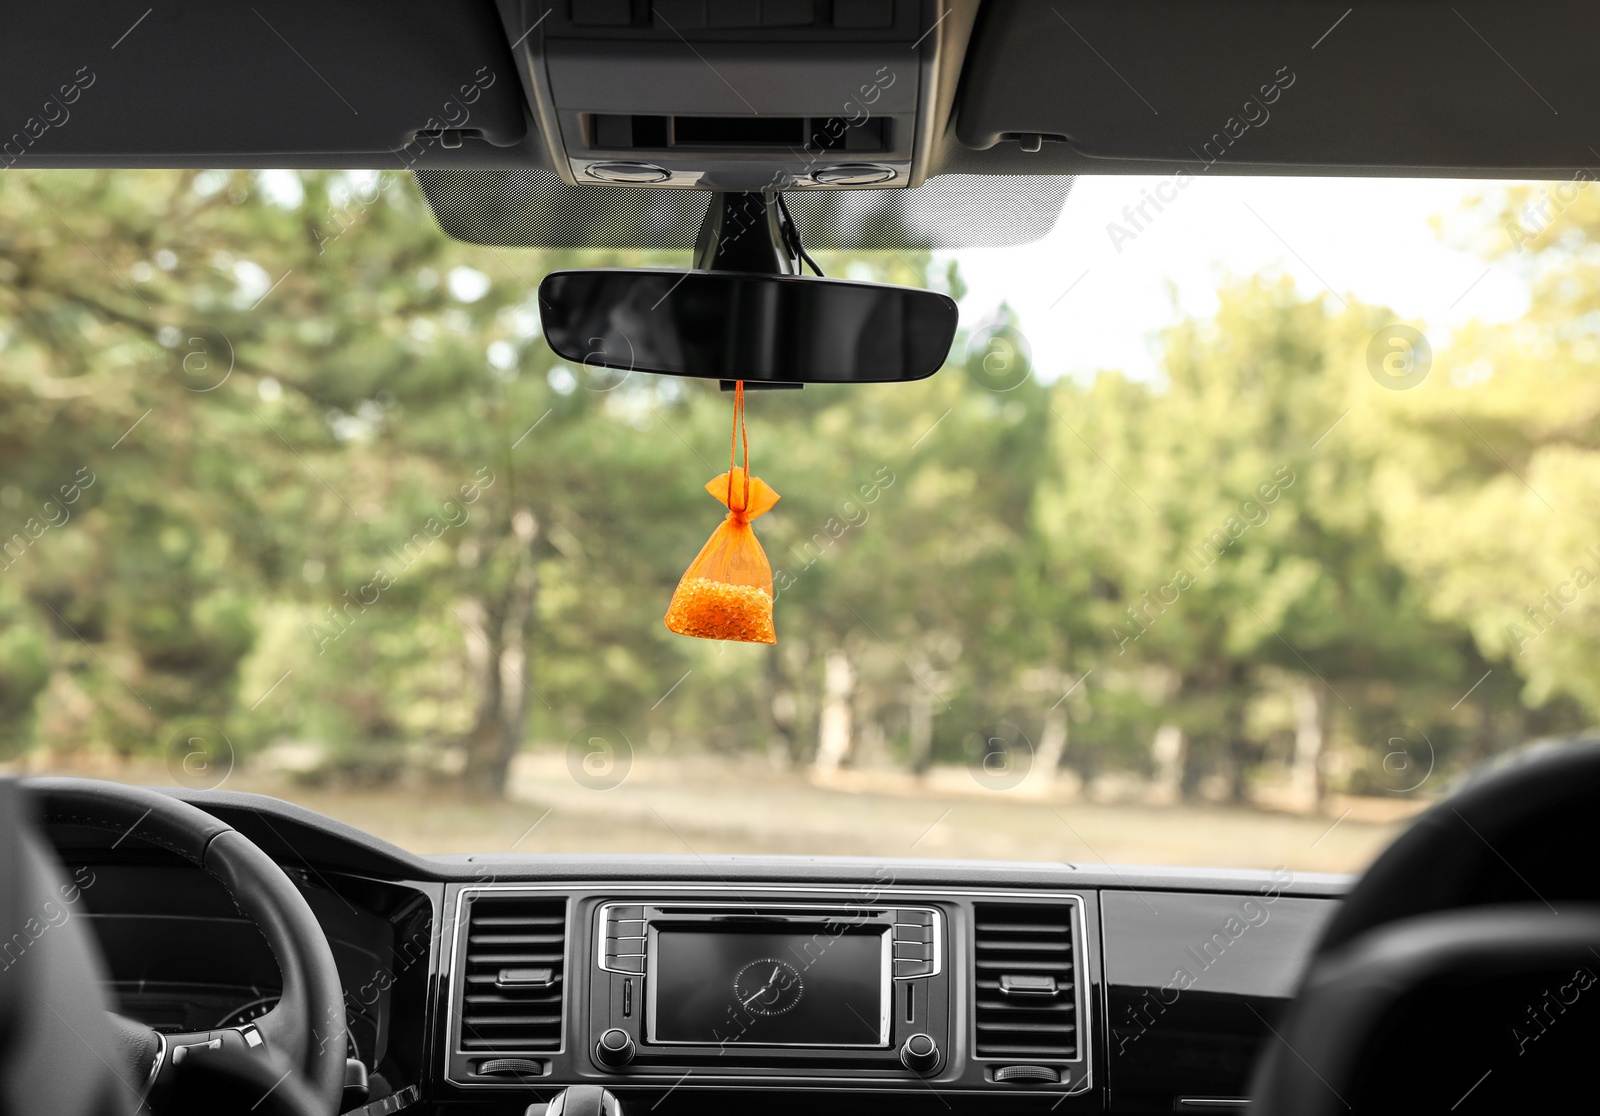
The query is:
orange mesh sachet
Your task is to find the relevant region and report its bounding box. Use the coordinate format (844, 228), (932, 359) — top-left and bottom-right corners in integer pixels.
(664, 382), (780, 644)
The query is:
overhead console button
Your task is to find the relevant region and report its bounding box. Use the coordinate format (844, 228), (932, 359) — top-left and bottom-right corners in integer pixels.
(585, 161), (672, 184)
(811, 163), (895, 186)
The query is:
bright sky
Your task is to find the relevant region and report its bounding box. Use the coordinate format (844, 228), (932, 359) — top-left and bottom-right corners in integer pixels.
(941, 175), (1536, 384)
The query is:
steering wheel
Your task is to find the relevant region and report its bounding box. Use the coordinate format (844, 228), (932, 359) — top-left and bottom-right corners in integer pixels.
(1250, 739), (1600, 1113)
(1314, 739), (1600, 950)
(24, 778), (347, 1116)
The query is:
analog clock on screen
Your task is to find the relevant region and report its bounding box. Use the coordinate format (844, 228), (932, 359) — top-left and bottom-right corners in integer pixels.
(733, 958), (804, 1016)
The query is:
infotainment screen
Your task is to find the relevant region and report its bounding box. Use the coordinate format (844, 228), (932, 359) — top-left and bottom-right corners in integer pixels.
(650, 927), (887, 1046)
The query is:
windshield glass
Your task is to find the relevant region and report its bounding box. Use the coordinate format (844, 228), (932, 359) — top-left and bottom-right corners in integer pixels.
(5, 170), (1592, 873)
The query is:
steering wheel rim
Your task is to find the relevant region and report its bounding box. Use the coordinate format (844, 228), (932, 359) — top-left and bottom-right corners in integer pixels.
(1313, 737), (1600, 955)
(1250, 738), (1600, 1113)
(23, 777), (347, 1115)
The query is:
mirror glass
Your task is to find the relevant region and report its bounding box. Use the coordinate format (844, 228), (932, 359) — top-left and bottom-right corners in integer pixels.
(539, 269), (959, 384)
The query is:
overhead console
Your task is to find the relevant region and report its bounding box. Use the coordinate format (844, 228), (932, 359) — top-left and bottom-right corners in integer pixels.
(442, 884), (1098, 1105)
(506, 0), (949, 190)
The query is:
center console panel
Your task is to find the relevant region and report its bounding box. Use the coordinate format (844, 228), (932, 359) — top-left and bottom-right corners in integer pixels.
(592, 900), (947, 1075)
(441, 883), (1098, 1106)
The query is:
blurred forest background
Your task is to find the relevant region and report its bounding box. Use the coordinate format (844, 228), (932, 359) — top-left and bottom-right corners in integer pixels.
(1, 169), (1597, 864)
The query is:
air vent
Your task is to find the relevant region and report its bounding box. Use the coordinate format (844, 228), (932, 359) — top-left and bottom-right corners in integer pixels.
(972, 902), (1077, 1060)
(457, 896), (567, 1053)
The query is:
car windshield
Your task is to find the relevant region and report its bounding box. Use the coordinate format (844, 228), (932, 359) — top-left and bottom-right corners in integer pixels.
(4, 169), (1592, 872)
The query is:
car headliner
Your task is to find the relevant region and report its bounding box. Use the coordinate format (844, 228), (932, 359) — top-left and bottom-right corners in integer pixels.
(4, 1), (1589, 181)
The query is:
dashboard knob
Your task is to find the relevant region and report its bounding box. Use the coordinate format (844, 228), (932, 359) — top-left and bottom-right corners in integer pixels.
(595, 1028), (635, 1068)
(899, 1032), (940, 1074)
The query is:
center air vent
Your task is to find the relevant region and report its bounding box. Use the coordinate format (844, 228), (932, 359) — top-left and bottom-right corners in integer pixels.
(972, 902), (1078, 1060)
(457, 895), (567, 1053)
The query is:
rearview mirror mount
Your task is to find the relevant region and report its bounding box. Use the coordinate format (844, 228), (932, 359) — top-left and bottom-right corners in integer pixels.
(538, 192), (959, 386)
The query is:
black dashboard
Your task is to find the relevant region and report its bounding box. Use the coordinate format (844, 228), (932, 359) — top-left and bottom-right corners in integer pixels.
(44, 789), (1345, 1115)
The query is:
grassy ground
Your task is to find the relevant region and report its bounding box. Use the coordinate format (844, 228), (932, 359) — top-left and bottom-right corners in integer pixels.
(15, 750), (1419, 874)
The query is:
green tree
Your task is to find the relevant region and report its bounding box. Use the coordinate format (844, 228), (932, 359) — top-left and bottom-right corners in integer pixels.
(1036, 277), (1501, 800)
(1367, 183), (1600, 720)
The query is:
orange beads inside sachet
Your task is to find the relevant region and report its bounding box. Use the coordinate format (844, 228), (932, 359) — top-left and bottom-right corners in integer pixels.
(663, 382), (781, 644)
(663, 578), (776, 643)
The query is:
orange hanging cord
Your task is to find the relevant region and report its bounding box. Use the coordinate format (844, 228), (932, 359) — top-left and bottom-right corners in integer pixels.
(727, 380), (750, 517)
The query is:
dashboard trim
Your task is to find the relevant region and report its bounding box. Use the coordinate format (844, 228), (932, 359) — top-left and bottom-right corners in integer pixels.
(444, 882), (1093, 1095)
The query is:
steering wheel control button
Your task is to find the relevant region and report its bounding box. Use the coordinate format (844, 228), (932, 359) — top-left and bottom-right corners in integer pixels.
(343, 1057), (372, 1110)
(595, 1027), (636, 1068)
(899, 1032), (940, 1074)
(169, 1037), (222, 1064)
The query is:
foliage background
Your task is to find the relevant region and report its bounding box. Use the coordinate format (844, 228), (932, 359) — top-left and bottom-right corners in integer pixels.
(1, 169), (1595, 814)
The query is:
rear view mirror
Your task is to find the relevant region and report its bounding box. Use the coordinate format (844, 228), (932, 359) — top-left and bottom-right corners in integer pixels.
(538, 269), (959, 385)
